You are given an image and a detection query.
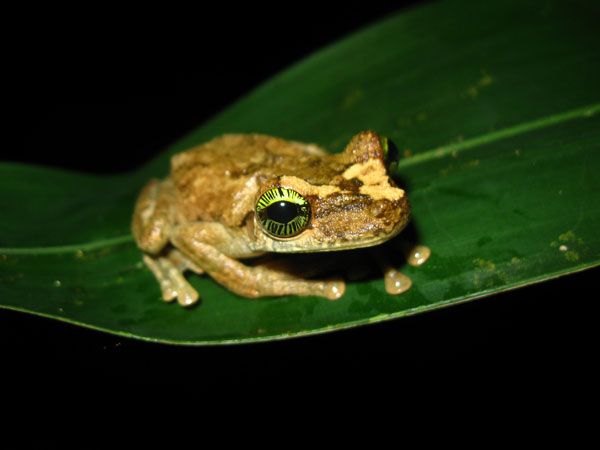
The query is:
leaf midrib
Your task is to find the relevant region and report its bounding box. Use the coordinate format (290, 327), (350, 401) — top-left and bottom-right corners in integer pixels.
(396, 103), (600, 168)
(0, 235), (134, 255)
(2, 102), (598, 256)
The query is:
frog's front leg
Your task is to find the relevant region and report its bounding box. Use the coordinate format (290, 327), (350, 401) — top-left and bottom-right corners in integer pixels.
(132, 179), (174, 255)
(171, 223), (345, 301)
(132, 179), (204, 306)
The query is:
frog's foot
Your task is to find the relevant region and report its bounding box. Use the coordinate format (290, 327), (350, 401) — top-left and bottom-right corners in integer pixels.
(143, 253), (200, 307)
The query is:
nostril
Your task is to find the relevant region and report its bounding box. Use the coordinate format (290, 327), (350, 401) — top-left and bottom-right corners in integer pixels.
(368, 201), (386, 218)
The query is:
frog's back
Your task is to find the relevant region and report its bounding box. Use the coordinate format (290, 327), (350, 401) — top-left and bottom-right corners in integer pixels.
(169, 134), (335, 224)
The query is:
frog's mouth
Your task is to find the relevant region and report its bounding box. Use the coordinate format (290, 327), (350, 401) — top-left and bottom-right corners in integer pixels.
(286, 217), (409, 253)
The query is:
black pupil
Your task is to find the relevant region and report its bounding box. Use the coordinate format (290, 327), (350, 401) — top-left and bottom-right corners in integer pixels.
(266, 201), (299, 224)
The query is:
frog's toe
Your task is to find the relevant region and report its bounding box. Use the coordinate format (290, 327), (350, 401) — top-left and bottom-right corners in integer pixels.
(158, 257), (200, 307)
(383, 268), (412, 295)
(144, 255), (177, 302)
(159, 281), (178, 302)
(160, 274), (199, 306)
(175, 282), (200, 307)
(324, 279), (345, 300)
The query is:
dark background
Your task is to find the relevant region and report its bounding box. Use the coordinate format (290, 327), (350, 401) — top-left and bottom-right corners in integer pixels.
(2, 1), (596, 394)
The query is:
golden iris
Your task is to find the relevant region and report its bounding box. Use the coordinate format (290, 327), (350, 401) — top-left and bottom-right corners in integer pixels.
(256, 187), (310, 238)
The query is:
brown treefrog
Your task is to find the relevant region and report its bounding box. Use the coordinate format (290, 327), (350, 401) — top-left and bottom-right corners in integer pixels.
(132, 131), (410, 306)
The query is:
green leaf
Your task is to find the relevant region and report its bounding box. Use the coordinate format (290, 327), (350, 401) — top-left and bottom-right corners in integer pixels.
(1, 0), (599, 344)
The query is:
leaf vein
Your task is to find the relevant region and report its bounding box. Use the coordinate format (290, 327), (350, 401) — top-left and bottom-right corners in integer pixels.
(397, 103), (600, 169)
(0, 235), (134, 255)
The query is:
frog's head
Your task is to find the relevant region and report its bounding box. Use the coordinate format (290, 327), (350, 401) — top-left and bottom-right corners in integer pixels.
(252, 131), (410, 253)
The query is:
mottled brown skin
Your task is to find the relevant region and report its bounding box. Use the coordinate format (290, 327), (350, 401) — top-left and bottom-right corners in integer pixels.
(132, 131), (410, 306)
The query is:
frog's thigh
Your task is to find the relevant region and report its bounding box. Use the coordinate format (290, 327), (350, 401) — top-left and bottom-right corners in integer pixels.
(132, 179), (175, 254)
(171, 224), (345, 300)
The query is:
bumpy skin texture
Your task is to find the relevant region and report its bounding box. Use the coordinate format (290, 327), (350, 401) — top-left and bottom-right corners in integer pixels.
(132, 131), (410, 306)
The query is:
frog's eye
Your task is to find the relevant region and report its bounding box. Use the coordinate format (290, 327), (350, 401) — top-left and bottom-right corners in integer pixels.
(256, 187), (311, 238)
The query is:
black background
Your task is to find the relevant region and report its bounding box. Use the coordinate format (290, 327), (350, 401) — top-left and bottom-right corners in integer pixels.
(2, 1), (596, 395)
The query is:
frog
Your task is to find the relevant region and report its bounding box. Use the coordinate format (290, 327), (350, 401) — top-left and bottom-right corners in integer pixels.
(131, 130), (410, 307)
